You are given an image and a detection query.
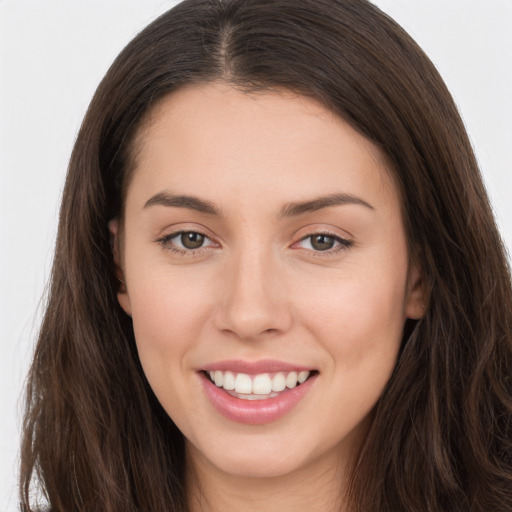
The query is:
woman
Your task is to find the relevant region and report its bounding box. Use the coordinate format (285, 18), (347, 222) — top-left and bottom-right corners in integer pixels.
(20, 0), (512, 511)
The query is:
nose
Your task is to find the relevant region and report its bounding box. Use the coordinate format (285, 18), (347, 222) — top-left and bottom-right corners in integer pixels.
(214, 245), (293, 340)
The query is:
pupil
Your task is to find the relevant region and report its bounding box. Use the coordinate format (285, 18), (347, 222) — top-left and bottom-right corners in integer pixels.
(181, 232), (204, 249)
(311, 235), (334, 251)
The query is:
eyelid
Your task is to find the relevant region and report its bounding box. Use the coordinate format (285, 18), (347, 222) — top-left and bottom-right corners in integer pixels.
(154, 223), (352, 256)
(292, 224), (353, 243)
(290, 225), (353, 254)
(170, 231), (216, 248)
(295, 234), (351, 251)
(155, 225), (220, 255)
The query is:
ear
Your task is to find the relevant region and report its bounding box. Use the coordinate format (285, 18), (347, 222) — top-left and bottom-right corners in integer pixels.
(405, 261), (426, 319)
(108, 219), (132, 316)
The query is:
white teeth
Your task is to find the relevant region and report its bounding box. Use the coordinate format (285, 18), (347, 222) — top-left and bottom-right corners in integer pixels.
(272, 373), (286, 392)
(234, 373), (252, 394)
(286, 371), (298, 389)
(298, 371), (309, 384)
(222, 371), (235, 390)
(207, 369), (311, 395)
(253, 374), (272, 395)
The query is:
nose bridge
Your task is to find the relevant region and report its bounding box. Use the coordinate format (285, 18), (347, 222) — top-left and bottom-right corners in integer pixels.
(216, 237), (291, 339)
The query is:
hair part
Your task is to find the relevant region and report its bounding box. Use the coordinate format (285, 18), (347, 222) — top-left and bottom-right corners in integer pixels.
(20, 1), (512, 510)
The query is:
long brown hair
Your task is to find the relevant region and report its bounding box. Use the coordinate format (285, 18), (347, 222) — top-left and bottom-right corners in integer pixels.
(20, 1), (512, 510)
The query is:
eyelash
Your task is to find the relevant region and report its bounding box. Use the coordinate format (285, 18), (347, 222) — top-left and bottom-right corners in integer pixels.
(295, 232), (353, 256)
(156, 230), (215, 257)
(156, 230), (353, 256)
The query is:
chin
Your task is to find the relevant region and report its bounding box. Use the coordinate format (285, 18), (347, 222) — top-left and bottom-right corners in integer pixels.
(187, 427), (328, 481)
(210, 449), (307, 479)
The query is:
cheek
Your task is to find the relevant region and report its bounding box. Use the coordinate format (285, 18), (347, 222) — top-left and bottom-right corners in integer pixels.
(303, 272), (406, 337)
(299, 272), (406, 427)
(125, 267), (220, 430)
(296, 256), (408, 383)
(126, 265), (217, 372)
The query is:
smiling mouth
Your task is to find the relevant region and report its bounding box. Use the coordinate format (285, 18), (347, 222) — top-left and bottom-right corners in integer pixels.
(203, 369), (318, 400)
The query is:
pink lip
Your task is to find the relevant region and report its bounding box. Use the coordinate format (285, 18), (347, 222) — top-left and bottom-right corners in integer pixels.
(199, 369), (317, 425)
(203, 359), (313, 374)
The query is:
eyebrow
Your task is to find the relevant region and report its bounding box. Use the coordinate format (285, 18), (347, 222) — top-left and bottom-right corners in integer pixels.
(143, 191), (373, 217)
(143, 191), (221, 216)
(278, 193), (374, 217)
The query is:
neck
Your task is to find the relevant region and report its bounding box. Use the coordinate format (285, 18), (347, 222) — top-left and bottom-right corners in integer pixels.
(186, 443), (352, 512)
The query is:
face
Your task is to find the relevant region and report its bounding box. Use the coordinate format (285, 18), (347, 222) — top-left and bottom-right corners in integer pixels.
(112, 83), (424, 480)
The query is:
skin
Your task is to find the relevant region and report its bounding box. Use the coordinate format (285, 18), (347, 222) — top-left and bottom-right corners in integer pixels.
(111, 83), (424, 511)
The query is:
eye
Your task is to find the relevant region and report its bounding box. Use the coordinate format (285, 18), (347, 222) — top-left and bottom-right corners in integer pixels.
(177, 232), (207, 249)
(296, 233), (351, 252)
(157, 230), (217, 253)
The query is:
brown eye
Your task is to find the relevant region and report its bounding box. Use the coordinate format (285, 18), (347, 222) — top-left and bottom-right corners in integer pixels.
(180, 232), (205, 249)
(294, 233), (352, 253)
(310, 234), (336, 251)
(158, 230), (217, 254)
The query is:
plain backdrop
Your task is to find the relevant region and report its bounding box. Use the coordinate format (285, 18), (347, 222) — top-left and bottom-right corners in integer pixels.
(1, 1), (511, 510)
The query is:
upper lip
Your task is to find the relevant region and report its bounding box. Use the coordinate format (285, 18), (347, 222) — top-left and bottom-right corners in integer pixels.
(202, 359), (315, 374)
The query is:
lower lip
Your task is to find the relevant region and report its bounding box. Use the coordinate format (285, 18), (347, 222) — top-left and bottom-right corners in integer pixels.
(200, 372), (317, 425)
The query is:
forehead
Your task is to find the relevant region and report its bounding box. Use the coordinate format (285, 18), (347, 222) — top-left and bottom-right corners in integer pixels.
(126, 83), (399, 218)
